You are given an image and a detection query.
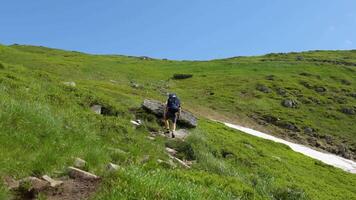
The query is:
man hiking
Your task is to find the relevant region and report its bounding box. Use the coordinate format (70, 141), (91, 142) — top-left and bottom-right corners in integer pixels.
(164, 93), (181, 138)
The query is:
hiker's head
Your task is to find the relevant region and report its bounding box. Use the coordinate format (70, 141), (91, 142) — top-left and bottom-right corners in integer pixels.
(168, 93), (177, 98)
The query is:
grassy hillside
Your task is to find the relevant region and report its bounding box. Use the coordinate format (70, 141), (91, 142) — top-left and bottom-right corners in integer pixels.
(0, 44), (355, 200)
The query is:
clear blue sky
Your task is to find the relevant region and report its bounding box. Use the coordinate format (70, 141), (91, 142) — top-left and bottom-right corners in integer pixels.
(1, 0), (356, 60)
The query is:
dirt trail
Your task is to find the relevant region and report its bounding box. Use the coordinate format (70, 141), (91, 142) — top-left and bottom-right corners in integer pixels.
(223, 122), (356, 174)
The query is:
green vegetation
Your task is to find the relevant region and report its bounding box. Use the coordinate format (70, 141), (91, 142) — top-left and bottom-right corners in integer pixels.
(0, 44), (355, 199)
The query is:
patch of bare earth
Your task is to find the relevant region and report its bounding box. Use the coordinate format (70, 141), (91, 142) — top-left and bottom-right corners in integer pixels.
(42, 177), (100, 200)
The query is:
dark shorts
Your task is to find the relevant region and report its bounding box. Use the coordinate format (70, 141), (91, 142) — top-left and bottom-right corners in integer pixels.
(165, 110), (178, 123)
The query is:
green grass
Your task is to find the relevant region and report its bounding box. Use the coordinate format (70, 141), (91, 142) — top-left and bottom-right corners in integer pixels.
(0, 44), (355, 199)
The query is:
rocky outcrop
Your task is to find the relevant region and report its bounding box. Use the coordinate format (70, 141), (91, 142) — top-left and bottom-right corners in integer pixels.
(142, 99), (198, 127)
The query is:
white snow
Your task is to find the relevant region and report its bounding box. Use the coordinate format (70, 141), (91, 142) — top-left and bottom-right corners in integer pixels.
(223, 122), (356, 174)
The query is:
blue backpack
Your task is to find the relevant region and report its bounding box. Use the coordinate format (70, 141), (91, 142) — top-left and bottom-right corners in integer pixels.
(167, 94), (180, 112)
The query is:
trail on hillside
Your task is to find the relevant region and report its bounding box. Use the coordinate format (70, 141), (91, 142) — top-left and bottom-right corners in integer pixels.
(222, 122), (356, 174)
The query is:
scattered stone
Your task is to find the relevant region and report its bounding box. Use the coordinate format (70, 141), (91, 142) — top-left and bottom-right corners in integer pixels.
(262, 115), (279, 123)
(303, 127), (314, 134)
(256, 84), (271, 93)
(221, 149), (234, 158)
(142, 99), (198, 127)
(347, 93), (356, 99)
(130, 119), (142, 126)
(147, 136), (155, 141)
(165, 147), (177, 156)
(281, 99), (298, 108)
(63, 81), (76, 87)
(106, 163), (119, 172)
(315, 86), (327, 93)
(41, 175), (63, 188)
(19, 177), (49, 191)
(90, 105), (102, 114)
(130, 81), (141, 88)
(299, 81), (313, 89)
(276, 88), (287, 96)
(68, 167), (99, 180)
(172, 74), (193, 80)
(74, 158), (87, 169)
(325, 135), (334, 144)
(168, 154), (191, 168)
(296, 56), (304, 61)
(3, 176), (19, 190)
(173, 129), (190, 140)
(244, 143), (254, 149)
(341, 79), (351, 85)
(140, 155), (150, 164)
(272, 156), (282, 162)
(265, 75), (275, 80)
(299, 72), (312, 76)
(340, 107), (355, 115)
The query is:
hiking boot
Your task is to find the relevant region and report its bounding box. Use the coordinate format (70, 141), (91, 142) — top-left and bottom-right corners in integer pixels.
(171, 131), (175, 138)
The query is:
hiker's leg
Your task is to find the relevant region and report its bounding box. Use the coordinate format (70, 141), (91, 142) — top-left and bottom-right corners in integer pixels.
(164, 112), (170, 130)
(164, 119), (169, 130)
(172, 122), (176, 132)
(172, 112), (178, 131)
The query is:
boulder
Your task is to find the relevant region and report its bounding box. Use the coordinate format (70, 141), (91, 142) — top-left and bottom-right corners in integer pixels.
(68, 167), (99, 180)
(173, 129), (190, 140)
(142, 99), (198, 127)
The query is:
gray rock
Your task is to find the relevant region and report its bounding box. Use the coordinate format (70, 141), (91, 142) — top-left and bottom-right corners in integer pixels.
(173, 129), (190, 140)
(276, 88), (287, 96)
(74, 158), (87, 169)
(142, 99), (198, 127)
(147, 136), (155, 141)
(19, 177), (49, 191)
(341, 107), (355, 115)
(90, 105), (102, 114)
(165, 147), (177, 156)
(281, 99), (298, 108)
(41, 175), (63, 188)
(256, 84), (271, 93)
(106, 163), (119, 172)
(303, 127), (314, 134)
(130, 120), (142, 126)
(68, 167), (99, 180)
(63, 81), (76, 87)
(3, 176), (19, 190)
(315, 86), (327, 93)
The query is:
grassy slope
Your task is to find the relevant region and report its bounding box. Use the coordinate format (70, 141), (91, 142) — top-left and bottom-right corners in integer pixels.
(0, 44), (355, 200)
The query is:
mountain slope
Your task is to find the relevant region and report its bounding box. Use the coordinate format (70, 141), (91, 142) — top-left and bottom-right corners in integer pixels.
(0, 44), (355, 200)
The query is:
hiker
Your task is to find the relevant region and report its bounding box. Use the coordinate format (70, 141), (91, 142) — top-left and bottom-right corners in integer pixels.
(164, 93), (181, 138)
